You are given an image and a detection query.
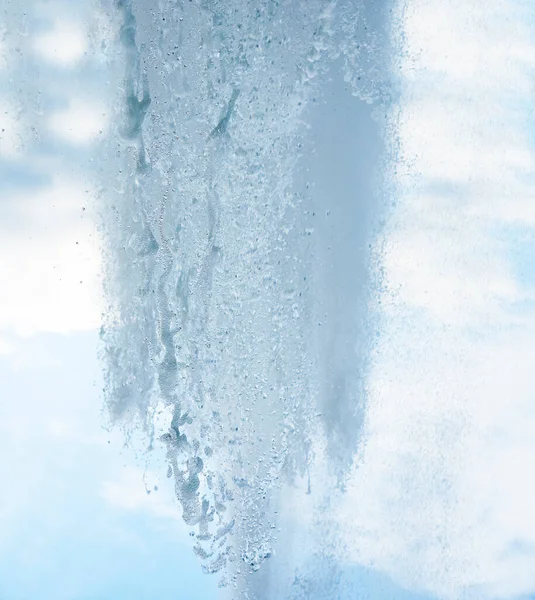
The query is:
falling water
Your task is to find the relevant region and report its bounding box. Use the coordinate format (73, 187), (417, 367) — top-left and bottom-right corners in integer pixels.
(3, 0), (535, 598)
(98, 0), (391, 596)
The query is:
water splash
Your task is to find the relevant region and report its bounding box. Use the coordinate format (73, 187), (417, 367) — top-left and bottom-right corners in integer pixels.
(99, 0), (390, 592)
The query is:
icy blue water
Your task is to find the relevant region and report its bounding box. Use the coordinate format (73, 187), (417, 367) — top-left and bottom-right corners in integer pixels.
(6, 0), (535, 598)
(99, 0), (391, 596)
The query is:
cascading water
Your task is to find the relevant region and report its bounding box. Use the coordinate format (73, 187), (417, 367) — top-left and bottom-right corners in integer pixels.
(98, 0), (391, 596)
(3, 0), (535, 598)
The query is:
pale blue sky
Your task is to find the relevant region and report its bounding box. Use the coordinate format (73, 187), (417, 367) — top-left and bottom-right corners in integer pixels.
(0, 332), (220, 600)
